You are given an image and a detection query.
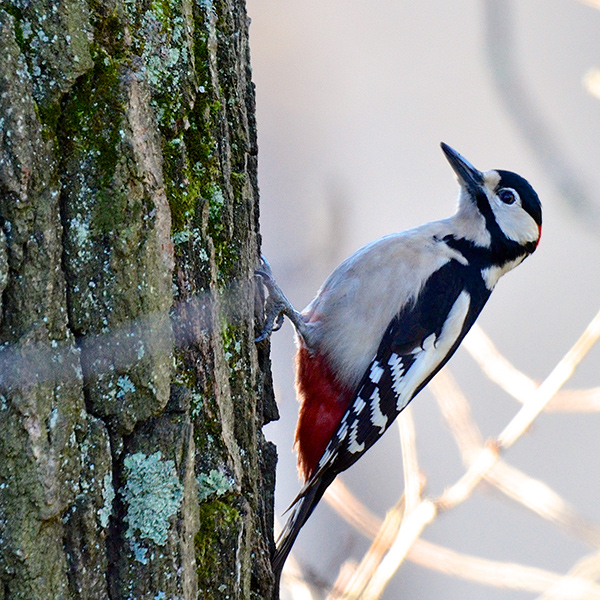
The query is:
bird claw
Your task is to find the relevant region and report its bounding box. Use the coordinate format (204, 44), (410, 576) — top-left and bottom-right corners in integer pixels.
(255, 305), (284, 342)
(254, 256), (292, 342)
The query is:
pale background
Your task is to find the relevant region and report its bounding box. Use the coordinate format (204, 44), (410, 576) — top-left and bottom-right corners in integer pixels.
(246, 1), (600, 598)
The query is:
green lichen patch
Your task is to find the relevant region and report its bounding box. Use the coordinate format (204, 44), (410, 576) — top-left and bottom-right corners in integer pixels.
(3, 0), (94, 121)
(162, 134), (203, 233)
(59, 59), (126, 236)
(196, 499), (243, 596)
(120, 0), (196, 133)
(160, 6), (223, 239)
(122, 451), (184, 546)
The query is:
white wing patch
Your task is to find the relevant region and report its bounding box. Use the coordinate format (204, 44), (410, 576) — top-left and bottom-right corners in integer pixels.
(393, 291), (471, 411)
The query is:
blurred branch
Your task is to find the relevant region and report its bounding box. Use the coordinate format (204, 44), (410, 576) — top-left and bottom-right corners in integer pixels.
(432, 364), (600, 545)
(328, 496), (406, 600)
(583, 69), (600, 100)
(483, 0), (600, 231)
(399, 409), (423, 513)
(429, 368), (484, 462)
(325, 478), (600, 598)
(352, 500), (437, 600)
(463, 324), (538, 402)
(498, 306), (600, 447)
(486, 460), (600, 547)
(324, 478), (382, 540)
(437, 307), (600, 511)
(553, 387), (600, 411)
(282, 552), (318, 600)
(537, 550), (600, 600)
(410, 540), (600, 599)
(464, 324), (600, 411)
(575, 0), (600, 10)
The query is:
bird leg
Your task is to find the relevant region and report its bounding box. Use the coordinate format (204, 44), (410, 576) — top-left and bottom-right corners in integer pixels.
(255, 256), (310, 343)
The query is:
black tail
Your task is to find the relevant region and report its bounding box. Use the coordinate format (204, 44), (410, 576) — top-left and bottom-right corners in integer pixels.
(271, 472), (335, 581)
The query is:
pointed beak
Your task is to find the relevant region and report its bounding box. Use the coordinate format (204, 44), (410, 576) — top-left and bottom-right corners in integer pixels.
(440, 143), (484, 193)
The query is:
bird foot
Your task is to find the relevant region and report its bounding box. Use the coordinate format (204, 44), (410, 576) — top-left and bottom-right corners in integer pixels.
(255, 256), (305, 342)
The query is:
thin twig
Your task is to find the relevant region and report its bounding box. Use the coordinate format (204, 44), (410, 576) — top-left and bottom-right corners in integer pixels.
(486, 460), (600, 547)
(327, 496), (406, 600)
(463, 324), (538, 403)
(325, 477), (600, 597)
(357, 500), (437, 600)
(410, 540), (600, 598)
(498, 307), (600, 448)
(429, 367), (484, 462)
(399, 408), (422, 513)
(464, 324), (600, 411)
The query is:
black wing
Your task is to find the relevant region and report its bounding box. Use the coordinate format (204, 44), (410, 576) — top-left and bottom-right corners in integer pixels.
(312, 258), (490, 478)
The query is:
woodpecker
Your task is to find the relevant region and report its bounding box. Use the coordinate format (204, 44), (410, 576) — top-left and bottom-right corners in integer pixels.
(256, 143), (542, 580)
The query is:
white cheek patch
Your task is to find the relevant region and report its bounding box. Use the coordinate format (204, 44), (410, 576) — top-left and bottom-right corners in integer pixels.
(481, 172), (539, 245)
(489, 199), (540, 245)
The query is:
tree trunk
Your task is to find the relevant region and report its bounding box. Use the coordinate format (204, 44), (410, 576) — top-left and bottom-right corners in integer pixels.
(0, 1), (277, 599)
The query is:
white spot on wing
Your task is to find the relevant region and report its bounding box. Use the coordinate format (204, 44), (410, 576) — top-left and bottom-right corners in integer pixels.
(388, 353), (405, 396)
(369, 388), (388, 432)
(423, 333), (436, 351)
(318, 447), (333, 469)
(354, 395), (366, 415)
(348, 421), (364, 454)
(369, 362), (384, 383)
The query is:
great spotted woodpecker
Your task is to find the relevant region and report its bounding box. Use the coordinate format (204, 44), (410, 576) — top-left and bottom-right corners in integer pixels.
(256, 143), (542, 579)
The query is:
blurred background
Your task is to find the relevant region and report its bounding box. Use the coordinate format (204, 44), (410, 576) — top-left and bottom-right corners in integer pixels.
(246, 1), (600, 598)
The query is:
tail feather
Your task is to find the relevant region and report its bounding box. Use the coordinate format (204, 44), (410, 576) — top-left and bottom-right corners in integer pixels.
(272, 472), (335, 579)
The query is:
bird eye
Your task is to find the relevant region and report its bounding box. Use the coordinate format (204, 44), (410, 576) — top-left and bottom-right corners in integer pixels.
(498, 188), (517, 205)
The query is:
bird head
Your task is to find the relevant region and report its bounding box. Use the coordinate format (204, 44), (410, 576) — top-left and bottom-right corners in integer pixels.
(441, 143), (542, 256)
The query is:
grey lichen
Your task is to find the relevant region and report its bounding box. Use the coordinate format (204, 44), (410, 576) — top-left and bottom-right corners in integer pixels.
(98, 472), (115, 528)
(197, 469), (235, 503)
(116, 375), (136, 399)
(122, 451), (184, 546)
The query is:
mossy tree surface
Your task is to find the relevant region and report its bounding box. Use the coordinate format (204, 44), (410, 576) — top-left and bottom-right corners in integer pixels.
(0, 1), (277, 599)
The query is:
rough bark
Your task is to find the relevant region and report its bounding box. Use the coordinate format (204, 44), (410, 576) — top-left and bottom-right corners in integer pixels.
(0, 1), (277, 599)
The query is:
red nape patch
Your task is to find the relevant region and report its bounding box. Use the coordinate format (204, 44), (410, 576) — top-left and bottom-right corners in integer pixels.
(294, 347), (354, 481)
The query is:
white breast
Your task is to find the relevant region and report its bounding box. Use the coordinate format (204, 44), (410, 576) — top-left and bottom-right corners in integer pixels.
(300, 220), (467, 389)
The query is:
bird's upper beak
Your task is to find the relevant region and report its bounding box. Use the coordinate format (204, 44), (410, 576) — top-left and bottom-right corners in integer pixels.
(441, 143), (484, 193)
